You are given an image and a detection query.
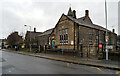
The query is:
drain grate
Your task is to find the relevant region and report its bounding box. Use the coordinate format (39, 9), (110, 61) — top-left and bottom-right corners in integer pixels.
(0, 58), (6, 62)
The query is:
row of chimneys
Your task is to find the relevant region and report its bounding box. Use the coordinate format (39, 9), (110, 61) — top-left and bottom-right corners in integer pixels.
(34, 9), (115, 33)
(72, 10), (89, 19)
(73, 10), (116, 33)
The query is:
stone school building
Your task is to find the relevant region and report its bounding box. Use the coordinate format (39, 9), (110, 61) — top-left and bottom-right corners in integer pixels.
(37, 7), (117, 58)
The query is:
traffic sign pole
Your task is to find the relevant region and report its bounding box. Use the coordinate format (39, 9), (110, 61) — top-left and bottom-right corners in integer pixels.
(106, 36), (108, 60)
(106, 47), (108, 60)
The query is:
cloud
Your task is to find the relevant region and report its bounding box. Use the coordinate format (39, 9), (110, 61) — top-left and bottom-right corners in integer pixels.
(0, 0), (119, 39)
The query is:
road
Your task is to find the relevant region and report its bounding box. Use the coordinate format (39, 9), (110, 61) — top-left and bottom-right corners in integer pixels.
(1, 49), (118, 74)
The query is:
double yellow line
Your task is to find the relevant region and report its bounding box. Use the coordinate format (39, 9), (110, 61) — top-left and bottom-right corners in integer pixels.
(116, 71), (120, 74)
(91, 67), (120, 75)
(90, 67), (104, 73)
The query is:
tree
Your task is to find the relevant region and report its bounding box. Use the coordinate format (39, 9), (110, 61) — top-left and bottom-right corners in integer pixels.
(7, 32), (23, 47)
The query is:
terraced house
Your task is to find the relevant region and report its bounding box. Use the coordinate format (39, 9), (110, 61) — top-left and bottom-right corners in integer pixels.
(48, 7), (117, 58)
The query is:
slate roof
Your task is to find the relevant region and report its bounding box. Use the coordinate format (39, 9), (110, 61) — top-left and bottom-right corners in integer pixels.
(66, 15), (111, 32)
(77, 16), (93, 25)
(0, 39), (6, 42)
(37, 28), (53, 37)
(26, 31), (43, 39)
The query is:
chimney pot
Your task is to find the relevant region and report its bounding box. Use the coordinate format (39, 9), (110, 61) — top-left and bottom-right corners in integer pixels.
(85, 10), (89, 16)
(34, 28), (36, 32)
(73, 10), (76, 18)
(112, 29), (115, 33)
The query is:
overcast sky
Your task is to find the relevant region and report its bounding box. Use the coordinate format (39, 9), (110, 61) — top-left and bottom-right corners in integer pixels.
(0, 0), (119, 39)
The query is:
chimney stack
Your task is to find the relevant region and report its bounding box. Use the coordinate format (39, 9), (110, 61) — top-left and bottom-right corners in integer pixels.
(112, 29), (115, 33)
(73, 10), (76, 19)
(34, 28), (36, 32)
(85, 10), (89, 17)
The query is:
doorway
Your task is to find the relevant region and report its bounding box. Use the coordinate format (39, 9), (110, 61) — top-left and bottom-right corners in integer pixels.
(52, 40), (55, 48)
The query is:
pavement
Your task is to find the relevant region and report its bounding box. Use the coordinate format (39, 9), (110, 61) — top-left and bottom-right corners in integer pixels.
(3, 49), (120, 71)
(2, 50), (119, 74)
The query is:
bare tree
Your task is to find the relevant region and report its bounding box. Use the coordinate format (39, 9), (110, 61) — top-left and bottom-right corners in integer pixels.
(7, 32), (23, 47)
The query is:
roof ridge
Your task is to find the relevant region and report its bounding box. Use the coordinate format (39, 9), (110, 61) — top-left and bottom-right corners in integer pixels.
(27, 31), (42, 33)
(65, 15), (112, 32)
(43, 28), (53, 33)
(77, 16), (85, 19)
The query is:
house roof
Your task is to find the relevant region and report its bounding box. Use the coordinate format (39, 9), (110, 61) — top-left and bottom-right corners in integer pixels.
(66, 15), (112, 32)
(44, 8), (117, 36)
(50, 12), (116, 36)
(37, 28), (53, 37)
(77, 16), (93, 25)
(26, 31), (43, 39)
(0, 39), (6, 42)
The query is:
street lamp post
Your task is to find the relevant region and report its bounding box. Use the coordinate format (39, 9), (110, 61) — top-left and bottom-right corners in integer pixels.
(24, 25), (31, 52)
(105, 0), (108, 60)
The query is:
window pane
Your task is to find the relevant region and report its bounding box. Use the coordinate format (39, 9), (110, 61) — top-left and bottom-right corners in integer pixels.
(60, 30), (62, 35)
(60, 35), (61, 40)
(64, 29), (67, 34)
(64, 35), (66, 40)
(66, 34), (68, 40)
(62, 35), (63, 40)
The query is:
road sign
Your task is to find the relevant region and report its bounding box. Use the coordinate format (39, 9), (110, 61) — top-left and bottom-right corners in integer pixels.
(105, 36), (109, 40)
(71, 41), (73, 45)
(21, 45), (24, 48)
(106, 45), (113, 49)
(99, 44), (102, 48)
(105, 36), (109, 42)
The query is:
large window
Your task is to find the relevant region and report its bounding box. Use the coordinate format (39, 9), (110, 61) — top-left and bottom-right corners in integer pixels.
(59, 29), (68, 44)
(59, 31), (62, 43)
(89, 30), (93, 44)
(100, 32), (104, 44)
(96, 31), (98, 43)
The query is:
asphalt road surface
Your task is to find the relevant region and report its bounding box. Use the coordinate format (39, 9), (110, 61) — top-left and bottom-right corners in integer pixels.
(1, 49), (118, 74)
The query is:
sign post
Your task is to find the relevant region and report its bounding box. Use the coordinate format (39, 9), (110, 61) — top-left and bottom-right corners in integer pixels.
(106, 36), (108, 60)
(99, 44), (102, 48)
(106, 46), (113, 49)
(105, 0), (108, 61)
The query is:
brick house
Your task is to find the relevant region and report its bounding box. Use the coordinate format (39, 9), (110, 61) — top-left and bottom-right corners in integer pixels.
(48, 7), (117, 58)
(25, 28), (42, 48)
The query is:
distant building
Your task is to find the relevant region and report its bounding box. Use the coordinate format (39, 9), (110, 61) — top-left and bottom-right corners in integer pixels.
(0, 39), (7, 49)
(25, 28), (42, 48)
(36, 28), (53, 51)
(0, 39), (3, 47)
(47, 7), (117, 58)
(36, 28), (53, 47)
(117, 35), (120, 51)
